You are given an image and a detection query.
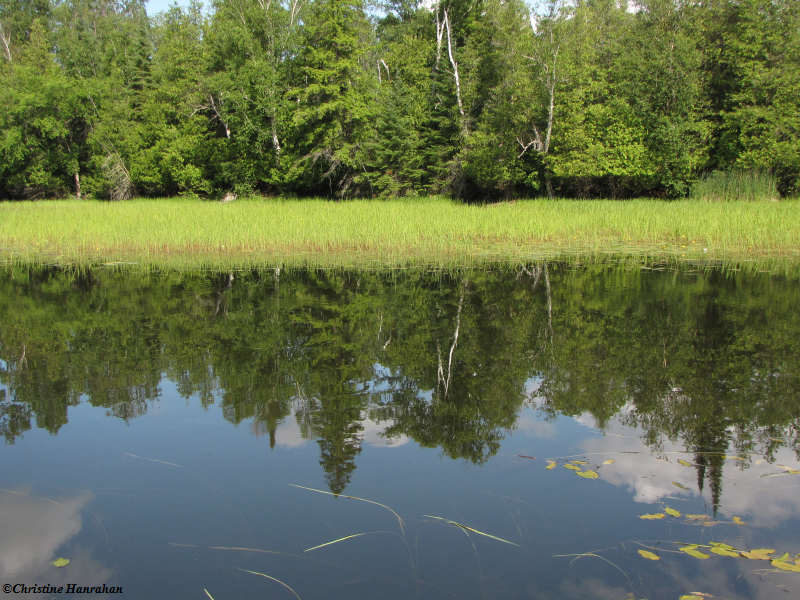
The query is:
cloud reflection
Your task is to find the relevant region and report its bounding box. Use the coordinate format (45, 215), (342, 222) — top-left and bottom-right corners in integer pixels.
(0, 489), (110, 588)
(575, 413), (800, 527)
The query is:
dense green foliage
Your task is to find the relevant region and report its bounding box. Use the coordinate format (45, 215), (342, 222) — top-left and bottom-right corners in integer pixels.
(1, 0), (798, 200)
(2, 265), (799, 497)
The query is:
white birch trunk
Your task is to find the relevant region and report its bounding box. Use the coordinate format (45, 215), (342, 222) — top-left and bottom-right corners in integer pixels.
(0, 22), (11, 62)
(444, 11), (465, 120)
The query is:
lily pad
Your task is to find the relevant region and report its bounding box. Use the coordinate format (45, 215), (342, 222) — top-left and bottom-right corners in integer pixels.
(601, 459), (615, 465)
(576, 470), (599, 479)
(710, 546), (739, 557)
(740, 548), (775, 560)
(51, 558), (70, 568)
(546, 460), (556, 470)
(563, 464), (581, 471)
(678, 459), (693, 467)
(664, 507), (681, 518)
(732, 516), (745, 525)
(638, 549), (660, 560)
(680, 546), (710, 559)
(639, 513), (666, 520)
(771, 560), (800, 573)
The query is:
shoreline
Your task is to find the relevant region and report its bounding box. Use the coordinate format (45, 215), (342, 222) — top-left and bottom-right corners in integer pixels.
(2, 197), (798, 270)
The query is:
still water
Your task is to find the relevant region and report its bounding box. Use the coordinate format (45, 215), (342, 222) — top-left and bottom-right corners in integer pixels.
(1, 264), (799, 599)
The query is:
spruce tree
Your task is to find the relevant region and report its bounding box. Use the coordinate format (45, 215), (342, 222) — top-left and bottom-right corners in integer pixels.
(286, 0), (372, 196)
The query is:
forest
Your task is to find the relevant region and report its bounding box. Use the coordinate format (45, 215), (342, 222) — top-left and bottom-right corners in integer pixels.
(0, 0), (798, 201)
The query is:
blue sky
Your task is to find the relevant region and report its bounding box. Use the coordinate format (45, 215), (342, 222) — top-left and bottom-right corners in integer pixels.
(146, 0), (191, 16)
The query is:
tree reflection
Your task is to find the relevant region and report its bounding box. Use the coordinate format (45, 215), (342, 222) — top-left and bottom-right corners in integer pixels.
(1, 263), (799, 499)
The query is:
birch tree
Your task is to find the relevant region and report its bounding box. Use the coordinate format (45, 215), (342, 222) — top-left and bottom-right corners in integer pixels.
(204, 0), (306, 192)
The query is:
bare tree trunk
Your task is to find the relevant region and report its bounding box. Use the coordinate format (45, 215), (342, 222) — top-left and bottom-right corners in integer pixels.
(289, 0), (303, 27)
(519, 4), (562, 174)
(0, 22), (11, 63)
(208, 95), (230, 138)
(271, 119), (281, 154)
(437, 281), (467, 399)
(435, 11), (445, 68)
(443, 10), (465, 122)
(543, 262), (553, 343)
(74, 172), (81, 199)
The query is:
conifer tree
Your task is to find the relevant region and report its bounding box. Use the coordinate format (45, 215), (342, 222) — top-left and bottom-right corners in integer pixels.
(286, 0), (373, 196)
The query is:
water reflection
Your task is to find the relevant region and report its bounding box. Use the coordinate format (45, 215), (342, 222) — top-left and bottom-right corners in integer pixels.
(0, 490), (110, 590)
(1, 264), (799, 503)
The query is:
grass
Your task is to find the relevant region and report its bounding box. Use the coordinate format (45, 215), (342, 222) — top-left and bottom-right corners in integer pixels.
(1, 195), (799, 270)
(691, 170), (779, 202)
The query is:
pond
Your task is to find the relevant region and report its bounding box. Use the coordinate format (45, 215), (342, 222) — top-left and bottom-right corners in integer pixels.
(1, 263), (799, 599)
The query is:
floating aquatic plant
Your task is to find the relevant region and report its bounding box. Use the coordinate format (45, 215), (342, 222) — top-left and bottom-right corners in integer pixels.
(236, 568), (303, 600)
(290, 484), (405, 535)
(304, 532), (372, 552)
(423, 515), (520, 547)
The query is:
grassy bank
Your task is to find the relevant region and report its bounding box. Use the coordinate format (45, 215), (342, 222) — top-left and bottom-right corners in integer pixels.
(1, 196), (798, 270)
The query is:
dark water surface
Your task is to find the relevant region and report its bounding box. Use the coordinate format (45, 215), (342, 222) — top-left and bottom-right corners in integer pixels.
(2, 264), (800, 599)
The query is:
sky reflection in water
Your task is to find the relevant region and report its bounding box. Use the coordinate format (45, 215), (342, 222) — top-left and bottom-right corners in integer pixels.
(1, 264), (799, 599)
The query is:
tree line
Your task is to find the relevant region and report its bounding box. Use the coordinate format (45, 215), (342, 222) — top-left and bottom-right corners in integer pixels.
(1, 0), (798, 201)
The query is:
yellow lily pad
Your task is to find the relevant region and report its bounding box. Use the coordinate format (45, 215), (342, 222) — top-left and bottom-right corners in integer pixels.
(678, 459), (693, 467)
(772, 560), (800, 573)
(672, 481), (690, 490)
(665, 507), (681, 518)
(732, 516), (745, 525)
(563, 464), (581, 471)
(774, 552), (791, 562)
(685, 514), (710, 521)
(710, 546), (739, 557)
(571, 460), (588, 465)
(680, 546), (710, 559)
(639, 513), (666, 520)
(601, 459), (615, 465)
(51, 558), (70, 568)
(740, 548), (775, 560)
(638, 549), (660, 560)
(576, 470), (599, 479)
(546, 460), (556, 470)
(710, 542), (736, 550)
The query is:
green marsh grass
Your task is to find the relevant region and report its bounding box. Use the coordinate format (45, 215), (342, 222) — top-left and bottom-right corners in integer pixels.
(691, 170), (778, 202)
(1, 196), (799, 270)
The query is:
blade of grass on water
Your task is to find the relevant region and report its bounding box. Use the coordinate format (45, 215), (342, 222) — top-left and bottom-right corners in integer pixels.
(423, 514), (520, 547)
(203, 588), (215, 600)
(290, 483), (405, 535)
(236, 568), (303, 600)
(553, 553), (633, 588)
(304, 532), (371, 552)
